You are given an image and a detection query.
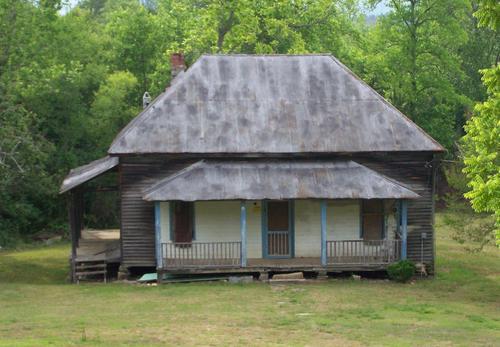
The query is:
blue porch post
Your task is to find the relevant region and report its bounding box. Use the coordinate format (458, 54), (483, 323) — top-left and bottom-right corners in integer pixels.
(401, 200), (408, 260)
(154, 202), (163, 269)
(240, 201), (247, 267)
(320, 200), (327, 266)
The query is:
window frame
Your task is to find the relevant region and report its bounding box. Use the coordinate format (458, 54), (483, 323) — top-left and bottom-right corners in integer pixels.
(169, 201), (195, 242)
(359, 199), (385, 240)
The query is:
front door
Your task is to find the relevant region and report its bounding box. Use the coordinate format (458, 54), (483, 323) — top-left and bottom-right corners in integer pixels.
(263, 201), (294, 258)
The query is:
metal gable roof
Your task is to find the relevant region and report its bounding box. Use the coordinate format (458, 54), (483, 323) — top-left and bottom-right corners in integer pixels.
(109, 54), (443, 154)
(143, 159), (420, 201)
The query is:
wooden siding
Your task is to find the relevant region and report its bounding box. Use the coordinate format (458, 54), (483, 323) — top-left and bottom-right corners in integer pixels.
(358, 153), (436, 272)
(294, 200), (362, 257)
(120, 158), (195, 267)
(160, 200), (263, 258)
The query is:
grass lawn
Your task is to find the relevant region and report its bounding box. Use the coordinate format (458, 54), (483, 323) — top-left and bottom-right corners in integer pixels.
(0, 214), (499, 346)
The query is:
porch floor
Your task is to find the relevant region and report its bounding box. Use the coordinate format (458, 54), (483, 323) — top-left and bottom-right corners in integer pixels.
(161, 257), (394, 274)
(248, 257), (321, 267)
(75, 229), (121, 263)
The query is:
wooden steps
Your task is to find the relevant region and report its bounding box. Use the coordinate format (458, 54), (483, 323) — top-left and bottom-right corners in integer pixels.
(74, 260), (107, 284)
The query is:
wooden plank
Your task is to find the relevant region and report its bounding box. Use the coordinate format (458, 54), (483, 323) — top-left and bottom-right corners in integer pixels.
(76, 270), (107, 276)
(76, 264), (106, 270)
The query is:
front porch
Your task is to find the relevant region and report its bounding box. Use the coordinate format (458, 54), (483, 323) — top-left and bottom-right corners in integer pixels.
(144, 159), (415, 277)
(154, 199), (407, 275)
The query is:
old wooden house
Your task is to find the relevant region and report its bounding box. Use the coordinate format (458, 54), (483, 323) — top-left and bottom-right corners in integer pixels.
(61, 54), (443, 282)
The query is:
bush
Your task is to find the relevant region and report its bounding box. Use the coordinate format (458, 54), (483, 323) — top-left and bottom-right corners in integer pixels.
(387, 260), (416, 283)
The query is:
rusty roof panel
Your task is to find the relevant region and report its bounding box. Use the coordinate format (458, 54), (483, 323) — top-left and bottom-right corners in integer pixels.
(142, 159), (420, 201)
(109, 55), (443, 154)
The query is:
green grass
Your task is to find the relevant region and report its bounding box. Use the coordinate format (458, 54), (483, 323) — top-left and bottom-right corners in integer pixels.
(0, 214), (499, 346)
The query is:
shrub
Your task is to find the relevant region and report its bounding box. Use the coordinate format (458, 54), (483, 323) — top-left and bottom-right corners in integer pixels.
(387, 260), (416, 283)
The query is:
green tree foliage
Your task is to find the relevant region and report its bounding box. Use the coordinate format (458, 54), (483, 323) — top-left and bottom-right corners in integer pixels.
(364, 0), (472, 150)
(462, 0), (500, 244)
(442, 162), (496, 251)
(457, 2), (499, 104)
(0, 0), (498, 245)
(90, 71), (139, 149)
(105, 3), (157, 93)
(462, 65), (500, 243)
(473, 0), (500, 30)
(0, 93), (53, 245)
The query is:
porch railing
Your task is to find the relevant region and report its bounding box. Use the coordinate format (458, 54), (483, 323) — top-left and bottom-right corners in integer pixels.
(326, 240), (401, 265)
(267, 230), (290, 257)
(161, 241), (241, 269)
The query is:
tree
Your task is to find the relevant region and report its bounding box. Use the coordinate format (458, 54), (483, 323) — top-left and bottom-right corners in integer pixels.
(0, 90), (53, 245)
(90, 71), (139, 150)
(104, 2), (158, 94)
(462, 1), (500, 245)
(364, 0), (471, 150)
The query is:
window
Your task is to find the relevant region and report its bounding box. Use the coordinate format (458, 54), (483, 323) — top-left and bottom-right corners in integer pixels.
(361, 200), (384, 240)
(170, 201), (194, 243)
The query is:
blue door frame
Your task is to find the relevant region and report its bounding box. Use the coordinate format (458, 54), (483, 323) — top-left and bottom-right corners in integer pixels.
(261, 200), (295, 259)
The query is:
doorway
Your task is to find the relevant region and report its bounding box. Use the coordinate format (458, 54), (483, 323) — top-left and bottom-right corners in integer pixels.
(262, 200), (294, 258)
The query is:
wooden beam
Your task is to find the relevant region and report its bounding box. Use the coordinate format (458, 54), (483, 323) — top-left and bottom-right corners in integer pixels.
(84, 186), (119, 193)
(240, 201), (247, 267)
(155, 202), (163, 269)
(401, 200), (408, 260)
(321, 200), (327, 266)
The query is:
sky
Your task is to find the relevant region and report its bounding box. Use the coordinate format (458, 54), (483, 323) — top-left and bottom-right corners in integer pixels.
(370, 2), (391, 15)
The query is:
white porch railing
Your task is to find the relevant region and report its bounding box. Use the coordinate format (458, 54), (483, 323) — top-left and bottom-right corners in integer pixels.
(326, 240), (401, 265)
(161, 241), (241, 269)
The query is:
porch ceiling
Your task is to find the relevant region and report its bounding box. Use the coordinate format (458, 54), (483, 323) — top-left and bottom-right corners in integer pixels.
(142, 159), (420, 201)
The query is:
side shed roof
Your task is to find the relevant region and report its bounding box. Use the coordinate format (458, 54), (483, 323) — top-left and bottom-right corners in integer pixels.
(143, 159), (420, 201)
(60, 156), (119, 194)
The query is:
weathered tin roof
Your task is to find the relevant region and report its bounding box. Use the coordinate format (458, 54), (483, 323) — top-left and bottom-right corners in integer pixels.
(143, 160), (420, 201)
(60, 156), (119, 193)
(109, 54), (443, 154)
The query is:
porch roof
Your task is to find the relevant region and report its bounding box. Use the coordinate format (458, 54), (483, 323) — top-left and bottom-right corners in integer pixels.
(60, 156), (119, 194)
(142, 160), (420, 201)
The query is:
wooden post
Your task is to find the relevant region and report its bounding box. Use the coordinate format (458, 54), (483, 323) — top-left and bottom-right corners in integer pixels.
(401, 200), (408, 260)
(321, 200), (327, 266)
(68, 188), (84, 283)
(68, 192), (76, 283)
(240, 201), (247, 267)
(154, 202), (163, 269)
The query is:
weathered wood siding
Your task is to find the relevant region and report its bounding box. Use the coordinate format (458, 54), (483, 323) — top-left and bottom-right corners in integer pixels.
(120, 158), (195, 267)
(358, 153), (436, 272)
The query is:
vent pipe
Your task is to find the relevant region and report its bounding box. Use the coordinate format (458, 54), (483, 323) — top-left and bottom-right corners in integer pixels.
(142, 91), (151, 109)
